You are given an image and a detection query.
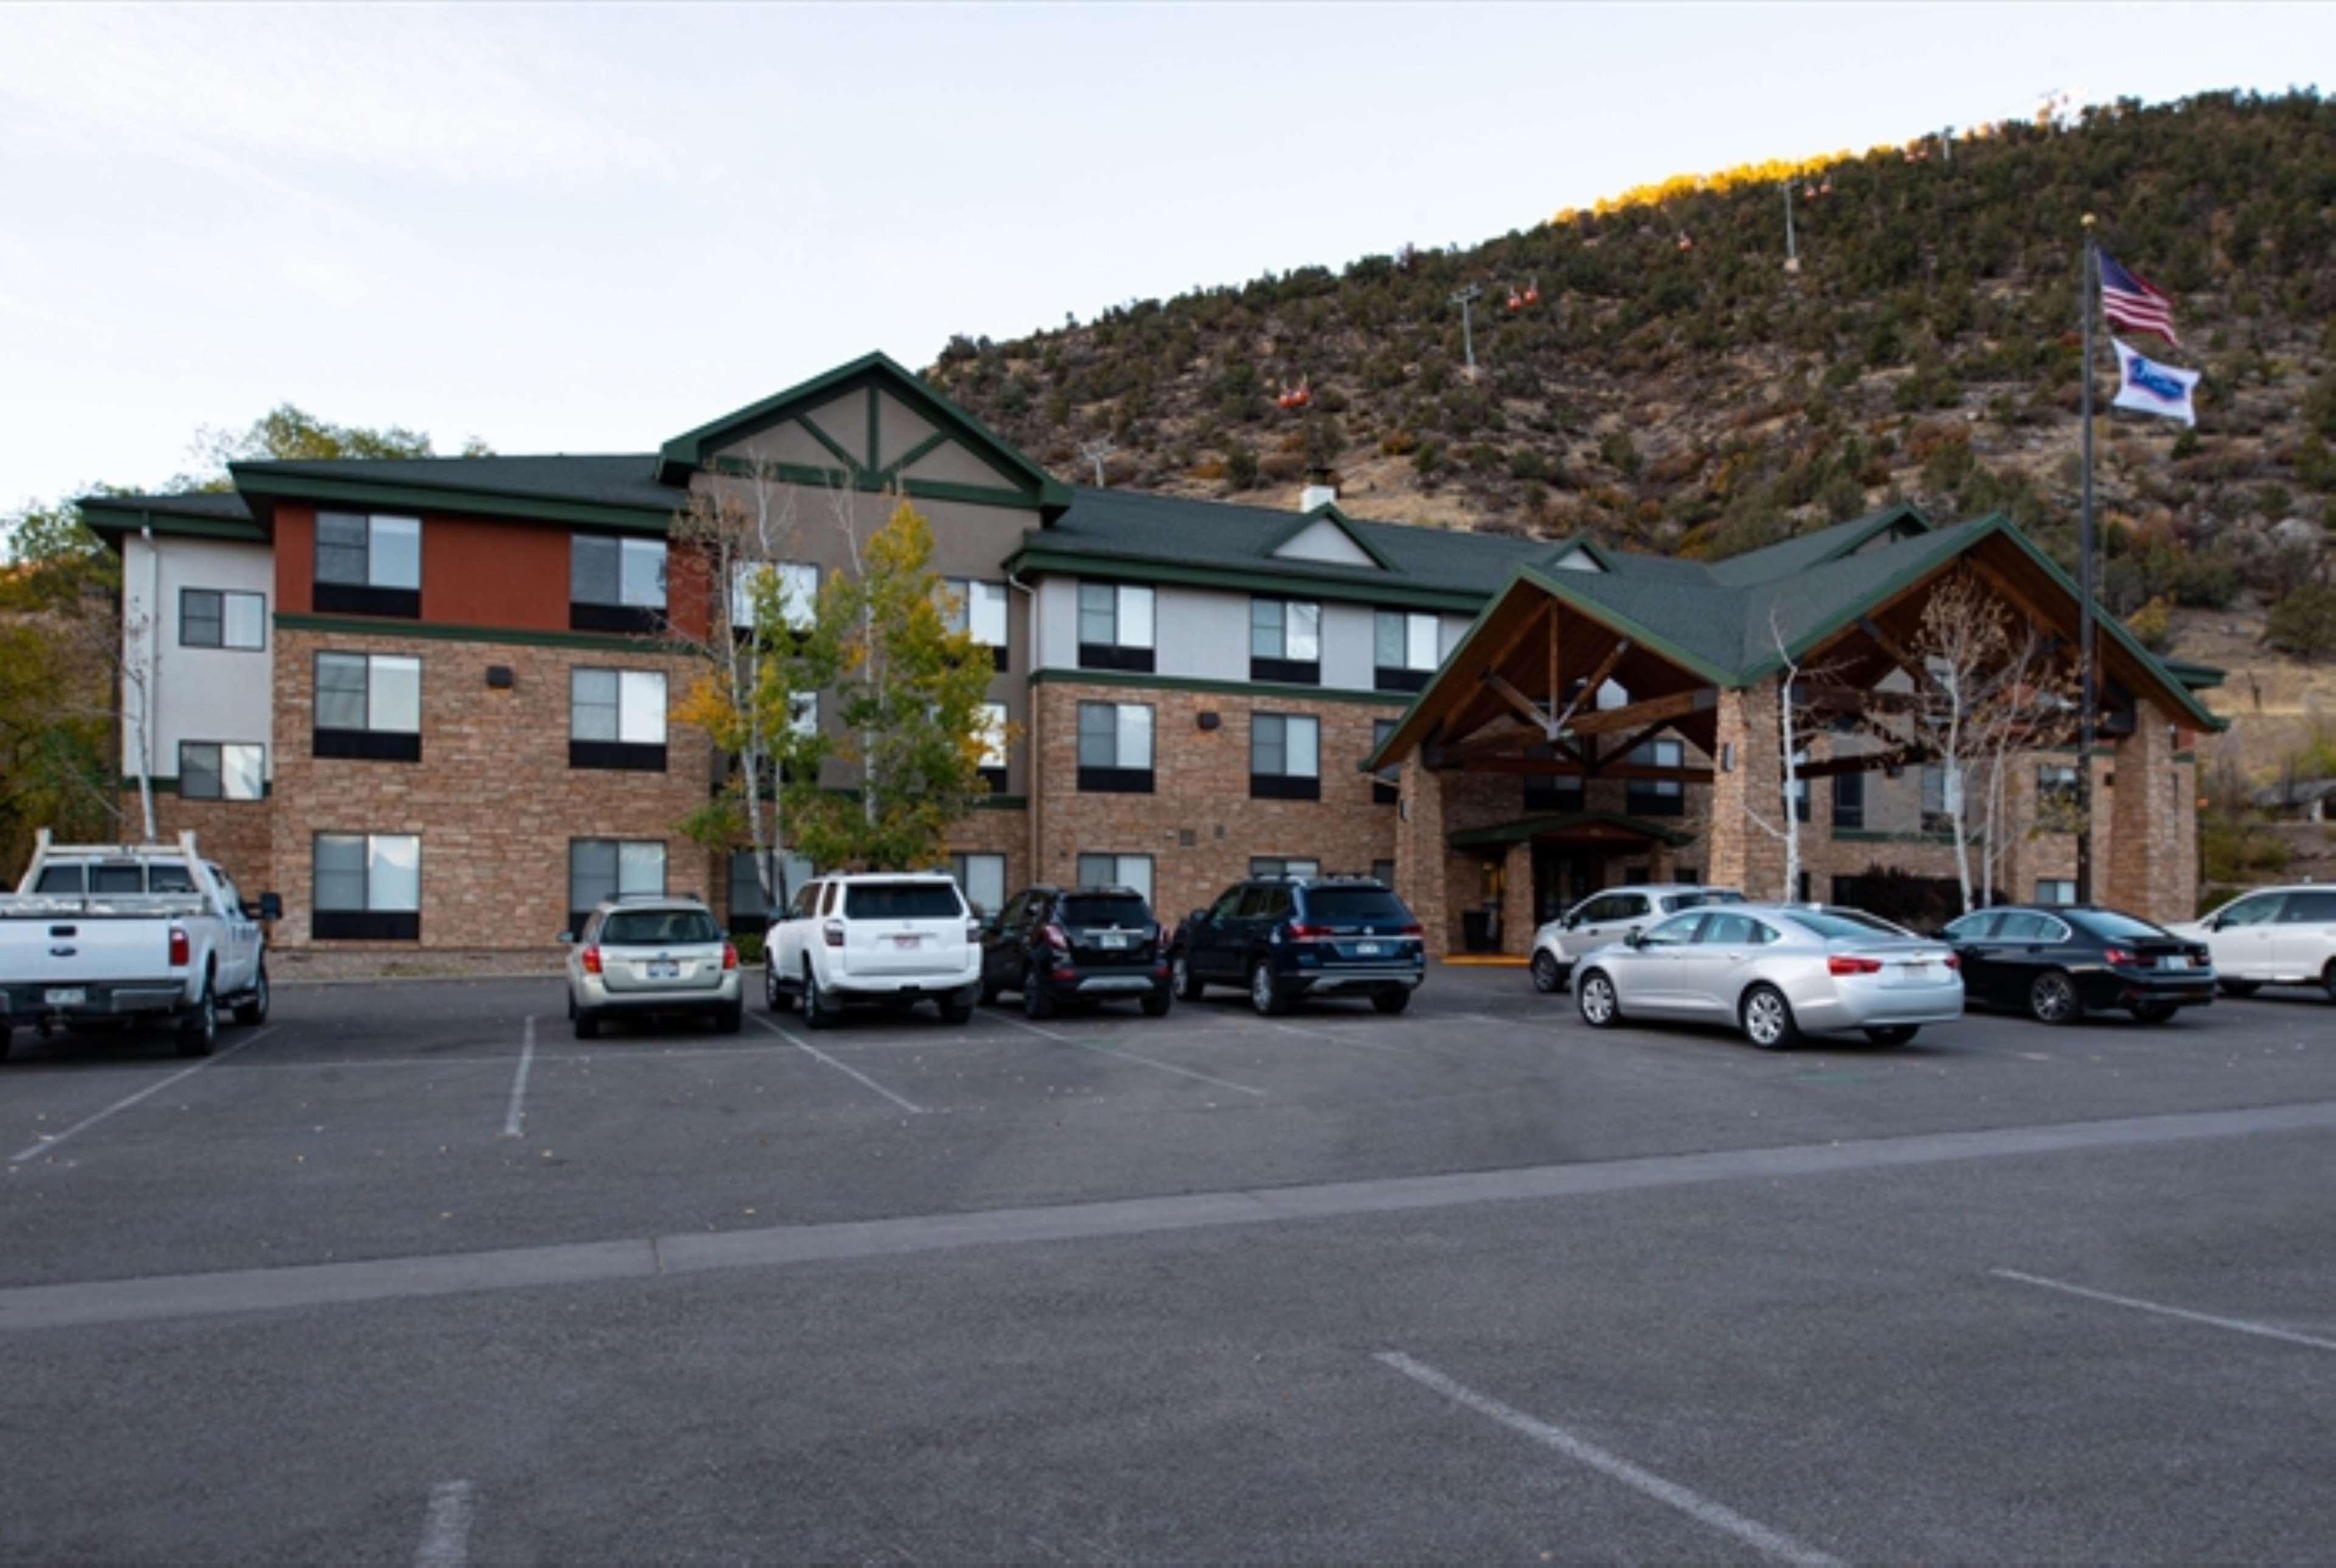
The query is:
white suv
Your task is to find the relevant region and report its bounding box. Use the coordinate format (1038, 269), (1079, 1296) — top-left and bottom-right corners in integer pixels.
(765, 872), (982, 1027)
(1529, 884), (1746, 993)
(2170, 886), (2336, 1002)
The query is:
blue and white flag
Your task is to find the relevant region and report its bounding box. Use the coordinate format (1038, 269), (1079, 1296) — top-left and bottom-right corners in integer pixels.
(2110, 338), (2200, 426)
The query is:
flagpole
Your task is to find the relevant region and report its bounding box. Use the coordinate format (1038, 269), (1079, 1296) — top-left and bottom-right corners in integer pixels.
(2076, 214), (2098, 905)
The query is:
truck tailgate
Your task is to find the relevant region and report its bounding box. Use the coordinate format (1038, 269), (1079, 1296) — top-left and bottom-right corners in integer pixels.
(0, 901), (192, 985)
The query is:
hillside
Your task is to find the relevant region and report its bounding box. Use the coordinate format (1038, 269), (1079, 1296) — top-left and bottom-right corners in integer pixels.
(928, 91), (2336, 765)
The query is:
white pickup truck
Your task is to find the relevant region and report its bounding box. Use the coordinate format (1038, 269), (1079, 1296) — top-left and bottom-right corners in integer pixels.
(0, 831), (277, 1061)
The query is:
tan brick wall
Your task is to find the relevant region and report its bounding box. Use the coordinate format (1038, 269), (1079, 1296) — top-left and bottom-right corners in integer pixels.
(140, 794), (276, 898)
(2106, 700), (2192, 926)
(1029, 681), (1405, 925)
(268, 630), (712, 951)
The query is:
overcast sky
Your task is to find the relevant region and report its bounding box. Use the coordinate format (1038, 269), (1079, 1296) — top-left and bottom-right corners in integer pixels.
(1, 2), (2326, 515)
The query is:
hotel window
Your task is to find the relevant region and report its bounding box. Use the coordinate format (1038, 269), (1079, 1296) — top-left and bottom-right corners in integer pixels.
(730, 561), (820, 634)
(1250, 856), (1320, 879)
(1921, 765), (1961, 835)
(179, 742), (265, 802)
(1371, 859), (1397, 887)
(1077, 583), (1155, 672)
(314, 652), (422, 761)
(179, 589), (266, 650)
(571, 668), (668, 771)
(1625, 737), (1685, 817)
(312, 832), (420, 941)
(949, 852), (1008, 917)
(2035, 878), (2077, 906)
(1076, 701), (1153, 793)
(976, 701), (1009, 793)
(1250, 598), (1321, 685)
(2037, 762), (2080, 811)
(1074, 853), (1152, 903)
(1524, 772), (1585, 812)
(1372, 718), (1400, 805)
(730, 848), (815, 934)
(1250, 713), (1321, 800)
(1832, 771), (1866, 831)
(1787, 751), (1810, 823)
(1374, 610), (1441, 692)
(570, 534), (667, 633)
(940, 578), (1011, 671)
(568, 838), (666, 936)
(313, 512), (420, 617)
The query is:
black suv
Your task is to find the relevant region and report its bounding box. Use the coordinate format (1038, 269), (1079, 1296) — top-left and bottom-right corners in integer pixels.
(979, 885), (1171, 1019)
(1171, 876), (1425, 1015)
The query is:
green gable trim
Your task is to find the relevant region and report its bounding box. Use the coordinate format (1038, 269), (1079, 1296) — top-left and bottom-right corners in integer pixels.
(1255, 503), (1401, 572)
(2160, 657), (2226, 692)
(274, 612), (689, 655)
(81, 504), (266, 544)
(1027, 667), (1413, 707)
(234, 471), (672, 533)
(1008, 547), (1486, 614)
(795, 413), (866, 474)
(700, 454), (1044, 515)
(1447, 811), (1696, 850)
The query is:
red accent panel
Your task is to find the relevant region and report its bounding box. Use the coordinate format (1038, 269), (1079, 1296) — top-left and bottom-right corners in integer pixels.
(423, 516), (569, 631)
(274, 504), (316, 614)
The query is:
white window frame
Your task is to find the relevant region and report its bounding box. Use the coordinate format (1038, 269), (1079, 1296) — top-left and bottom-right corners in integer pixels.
(571, 668), (669, 746)
(315, 653), (421, 734)
(949, 852), (1008, 916)
(313, 832), (420, 913)
(1251, 598), (1321, 662)
(1078, 583), (1155, 650)
(568, 838), (667, 923)
(940, 578), (1010, 648)
(178, 741), (266, 802)
(1251, 713), (1321, 779)
(1074, 853), (1153, 902)
(315, 513), (421, 590)
(1375, 610), (1440, 673)
(179, 588), (266, 651)
(731, 561), (821, 633)
(1077, 701), (1153, 771)
(571, 534), (667, 610)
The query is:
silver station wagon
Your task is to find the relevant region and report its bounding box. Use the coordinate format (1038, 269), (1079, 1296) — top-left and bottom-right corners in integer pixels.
(1573, 903), (1963, 1049)
(564, 897), (742, 1038)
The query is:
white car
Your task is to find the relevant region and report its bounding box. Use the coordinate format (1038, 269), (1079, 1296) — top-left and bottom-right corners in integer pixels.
(0, 830), (273, 1060)
(1529, 884), (1745, 992)
(2169, 886), (2336, 1001)
(765, 872), (981, 1027)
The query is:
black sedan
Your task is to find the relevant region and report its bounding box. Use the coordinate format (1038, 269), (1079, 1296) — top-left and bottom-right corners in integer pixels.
(1939, 904), (2214, 1024)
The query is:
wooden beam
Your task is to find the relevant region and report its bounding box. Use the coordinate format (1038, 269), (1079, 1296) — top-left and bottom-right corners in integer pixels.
(1796, 744), (1928, 779)
(1451, 757), (1714, 783)
(1600, 714), (1680, 765)
(1481, 671), (1555, 738)
(1552, 637), (1632, 734)
(1855, 616), (1927, 685)
(1563, 687), (1714, 738)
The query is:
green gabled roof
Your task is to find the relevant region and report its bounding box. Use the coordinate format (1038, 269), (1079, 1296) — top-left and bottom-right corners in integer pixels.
(230, 453), (681, 532)
(655, 350), (1072, 512)
(1253, 501), (1402, 571)
(1705, 502), (1934, 586)
(80, 490), (265, 544)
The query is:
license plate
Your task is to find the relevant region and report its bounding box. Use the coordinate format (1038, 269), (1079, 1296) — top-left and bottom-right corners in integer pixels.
(1098, 933), (1128, 949)
(647, 960), (680, 979)
(2165, 956), (2191, 969)
(1899, 963), (1933, 977)
(889, 934), (923, 950)
(44, 987), (85, 1007)
(1355, 942), (1383, 957)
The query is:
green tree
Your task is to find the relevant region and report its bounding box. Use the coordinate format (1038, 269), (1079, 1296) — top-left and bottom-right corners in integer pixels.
(785, 501), (1000, 871)
(176, 404), (476, 490)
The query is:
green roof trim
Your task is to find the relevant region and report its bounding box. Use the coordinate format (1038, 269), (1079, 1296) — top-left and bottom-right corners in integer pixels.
(233, 468), (674, 533)
(1447, 811), (1696, 850)
(2160, 657), (2226, 692)
(80, 494), (265, 544)
(274, 612), (689, 655)
(1007, 546), (1486, 613)
(1254, 502), (1402, 572)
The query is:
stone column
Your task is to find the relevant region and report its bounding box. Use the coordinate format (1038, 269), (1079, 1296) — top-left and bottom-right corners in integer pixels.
(1396, 753), (1452, 959)
(2105, 699), (2188, 924)
(1704, 679), (1789, 901)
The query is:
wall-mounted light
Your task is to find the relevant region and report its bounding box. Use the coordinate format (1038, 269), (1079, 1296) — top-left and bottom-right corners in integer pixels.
(1719, 743), (1736, 773)
(1197, 712), (1221, 731)
(485, 665), (515, 690)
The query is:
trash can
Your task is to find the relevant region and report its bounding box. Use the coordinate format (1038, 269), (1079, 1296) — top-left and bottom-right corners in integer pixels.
(1462, 911), (1493, 952)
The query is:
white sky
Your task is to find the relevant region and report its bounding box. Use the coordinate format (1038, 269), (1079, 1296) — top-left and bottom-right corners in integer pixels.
(1, 1), (2326, 513)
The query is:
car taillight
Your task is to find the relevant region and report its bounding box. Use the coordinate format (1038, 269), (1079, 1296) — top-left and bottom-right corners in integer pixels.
(580, 945), (602, 975)
(721, 943), (739, 971)
(822, 918), (845, 948)
(1943, 953), (1961, 970)
(1397, 921), (1423, 937)
(1287, 921), (1332, 941)
(167, 926), (189, 967)
(1827, 955), (1883, 976)
(2104, 946), (2136, 966)
(965, 916), (982, 940)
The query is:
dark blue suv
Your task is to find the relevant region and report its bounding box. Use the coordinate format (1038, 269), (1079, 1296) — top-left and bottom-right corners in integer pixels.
(1170, 876), (1425, 1015)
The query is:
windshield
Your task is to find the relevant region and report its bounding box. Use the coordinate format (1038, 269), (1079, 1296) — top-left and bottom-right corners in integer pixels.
(1302, 887), (1412, 923)
(599, 909), (720, 946)
(1785, 909), (1916, 941)
(1062, 895), (1151, 926)
(844, 883), (965, 921)
(1661, 890), (1744, 913)
(2076, 911), (2171, 942)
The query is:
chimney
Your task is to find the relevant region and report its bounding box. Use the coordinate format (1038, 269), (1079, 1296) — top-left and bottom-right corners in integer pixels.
(1299, 465), (1337, 513)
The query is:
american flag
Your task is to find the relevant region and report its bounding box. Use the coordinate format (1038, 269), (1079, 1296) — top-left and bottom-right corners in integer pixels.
(2099, 251), (2178, 345)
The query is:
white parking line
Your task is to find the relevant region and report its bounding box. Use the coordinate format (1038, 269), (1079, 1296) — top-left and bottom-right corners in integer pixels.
(1375, 1351), (1844, 1568)
(500, 1016), (536, 1139)
(1265, 1019), (1414, 1055)
(1991, 1268), (2336, 1353)
(985, 1009), (1266, 1097)
(748, 1013), (925, 1113)
(8, 1026), (277, 1165)
(412, 1479), (475, 1566)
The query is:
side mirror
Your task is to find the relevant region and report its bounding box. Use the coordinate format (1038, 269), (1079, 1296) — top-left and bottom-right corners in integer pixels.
(1625, 928), (1648, 948)
(1188, 909), (1207, 928)
(255, 892), (283, 922)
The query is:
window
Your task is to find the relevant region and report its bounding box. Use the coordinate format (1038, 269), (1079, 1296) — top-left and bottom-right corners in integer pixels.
(1624, 865), (1651, 885)
(1374, 610), (1441, 691)
(1372, 859), (1397, 887)
(2037, 763), (2081, 810)
(730, 848), (814, 934)
(599, 907), (720, 946)
(1373, 718), (1401, 805)
(1074, 853), (1153, 902)
(730, 561), (820, 634)
(1641, 912), (1704, 946)
(1078, 582), (1155, 671)
(179, 589), (265, 650)
(1250, 713), (1320, 800)
(313, 513), (420, 616)
(2214, 893), (2284, 928)
(1524, 772), (1585, 812)
(844, 881), (965, 920)
(1921, 765), (1962, 835)
(1787, 751), (1810, 822)
(568, 839), (666, 935)
(940, 578), (1010, 671)
(179, 742), (265, 802)
(1625, 738), (1685, 817)
(1660, 889), (1742, 913)
(1832, 771), (1866, 831)
(1677, 868), (1701, 886)
(312, 832), (420, 940)
(1944, 912), (2000, 941)
(570, 535), (666, 631)
(571, 668), (668, 771)
(1250, 857), (1319, 879)
(1997, 911), (2070, 942)
(1076, 701), (1153, 793)
(2034, 879), (2077, 907)
(976, 702), (1009, 793)
(314, 653), (421, 761)
(1250, 598), (1321, 684)
(1783, 908), (1915, 942)
(2279, 890), (2336, 924)
(1303, 885), (1410, 922)
(948, 852), (1008, 916)
(1696, 912), (1772, 946)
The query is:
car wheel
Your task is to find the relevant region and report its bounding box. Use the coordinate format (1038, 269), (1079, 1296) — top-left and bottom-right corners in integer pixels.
(574, 1005), (601, 1040)
(765, 963), (794, 1014)
(232, 961), (270, 1026)
(1022, 963), (1056, 1021)
(0, 1024), (13, 1063)
(1863, 1024), (1919, 1046)
(2131, 1001), (2178, 1024)
(1249, 960), (1289, 1017)
(979, 977), (1001, 1007)
(175, 972), (218, 1058)
(2028, 970), (2080, 1026)
(1141, 987), (1172, 1018)
(1173, 953), (1205, 1001)
(1371, 986), (1411, 1015)
(2322, 960), (2336, 1004)
(2217, 979), (2258, 998)
(1530, 950), (1568, 994)
(715, 1002), (743, 1035)
(1739, 983), (1800, 1050)
(1576, 970), (1621, 1028)
(938, 992), (973, 1025)
(804, 964), (838, 1030)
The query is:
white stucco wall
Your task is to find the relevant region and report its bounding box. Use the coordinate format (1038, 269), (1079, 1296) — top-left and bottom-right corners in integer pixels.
(120, 534), (276, 782)
(1318, 602), (1378, 690)
(1154, 587), (1249, 682)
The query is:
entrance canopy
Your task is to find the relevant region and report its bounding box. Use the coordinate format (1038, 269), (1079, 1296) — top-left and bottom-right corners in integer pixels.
(1447, 811), (1695, 852)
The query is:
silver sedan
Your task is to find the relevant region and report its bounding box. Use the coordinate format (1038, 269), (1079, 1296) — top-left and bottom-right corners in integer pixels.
(565, 898), (743, 1039)
(1573, 904), (1962, 1048)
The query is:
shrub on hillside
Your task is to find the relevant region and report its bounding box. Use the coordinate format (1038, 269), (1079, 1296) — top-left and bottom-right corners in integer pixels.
(2267, 581), (2336, 657)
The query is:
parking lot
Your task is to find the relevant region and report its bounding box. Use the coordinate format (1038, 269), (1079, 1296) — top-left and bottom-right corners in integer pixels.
(5, 968), (2334, 1563)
